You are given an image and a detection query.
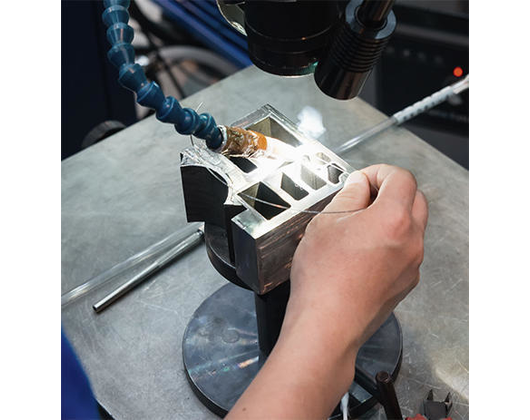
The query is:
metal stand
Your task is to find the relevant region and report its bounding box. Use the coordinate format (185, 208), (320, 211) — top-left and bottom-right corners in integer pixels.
(182, 225), (404, 418)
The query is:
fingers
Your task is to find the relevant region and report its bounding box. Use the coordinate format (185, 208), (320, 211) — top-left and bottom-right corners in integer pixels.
(361, 164), (418, 211)
(324, 170), (371, 213)
(363, 164), (428, 231)
(324, 165), (428, 235)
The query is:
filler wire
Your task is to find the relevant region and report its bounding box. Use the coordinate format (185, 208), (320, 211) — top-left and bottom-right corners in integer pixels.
(334, 75), (469, 156)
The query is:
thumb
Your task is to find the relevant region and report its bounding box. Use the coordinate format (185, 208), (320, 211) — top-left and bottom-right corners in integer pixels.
(324, 170), (371, 213)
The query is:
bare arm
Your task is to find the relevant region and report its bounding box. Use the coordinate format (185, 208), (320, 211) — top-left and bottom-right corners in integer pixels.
(227, 164), (428, 420)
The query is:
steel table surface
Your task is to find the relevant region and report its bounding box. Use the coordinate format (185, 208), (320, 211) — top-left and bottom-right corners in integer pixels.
(62, 66), (468, 419)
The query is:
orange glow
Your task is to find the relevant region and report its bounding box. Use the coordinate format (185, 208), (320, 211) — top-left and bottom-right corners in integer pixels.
(453, 66), (463, 77)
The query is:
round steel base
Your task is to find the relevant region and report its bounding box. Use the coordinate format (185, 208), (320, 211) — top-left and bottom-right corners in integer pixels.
(183, 283), (403, 418)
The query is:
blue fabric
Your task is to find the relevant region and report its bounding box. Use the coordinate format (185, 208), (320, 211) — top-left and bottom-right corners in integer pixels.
(62, 331), (100, 420)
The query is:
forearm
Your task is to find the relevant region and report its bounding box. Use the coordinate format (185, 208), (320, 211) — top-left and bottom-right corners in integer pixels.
(226, 305), (361, 420)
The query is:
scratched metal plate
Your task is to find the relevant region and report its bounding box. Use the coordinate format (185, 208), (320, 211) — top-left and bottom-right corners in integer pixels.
(182, 283), (402, 417)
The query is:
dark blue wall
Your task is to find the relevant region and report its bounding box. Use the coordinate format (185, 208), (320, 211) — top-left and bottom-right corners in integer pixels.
(62, 1), (137, 160)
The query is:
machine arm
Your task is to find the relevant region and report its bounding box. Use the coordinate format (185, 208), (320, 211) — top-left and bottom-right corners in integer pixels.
(101, 0), (224, 149)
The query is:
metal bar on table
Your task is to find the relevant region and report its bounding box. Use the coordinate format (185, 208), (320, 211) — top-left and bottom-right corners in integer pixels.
(61, 223), (204, 308)
(93, 227), (204, 313)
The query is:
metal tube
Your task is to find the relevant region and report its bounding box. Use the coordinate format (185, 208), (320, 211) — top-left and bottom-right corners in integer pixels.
(93, 228), (204, 313)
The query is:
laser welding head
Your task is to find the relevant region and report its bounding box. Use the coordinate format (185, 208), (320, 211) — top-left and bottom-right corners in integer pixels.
(217, 0), (396, 100)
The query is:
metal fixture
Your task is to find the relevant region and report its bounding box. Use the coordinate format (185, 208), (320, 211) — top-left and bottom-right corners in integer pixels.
(181, 105), (403, 418)
(181, 104), (353, 294)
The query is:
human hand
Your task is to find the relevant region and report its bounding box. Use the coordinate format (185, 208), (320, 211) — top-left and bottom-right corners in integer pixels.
(227, 164), (428, 420)
(285, 164), (428, 359)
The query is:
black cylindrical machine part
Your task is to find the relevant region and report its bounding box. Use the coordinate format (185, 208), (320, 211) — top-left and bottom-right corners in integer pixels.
(204, 224), (291, 357)
(358, 0), (395, 27)
(244, 0), (345, 76)
(314, 0), (396, 99)
(254, 280), (290, 357)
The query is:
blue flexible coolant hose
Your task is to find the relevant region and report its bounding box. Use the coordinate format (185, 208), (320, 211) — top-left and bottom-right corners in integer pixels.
(102, 0), (223, 149)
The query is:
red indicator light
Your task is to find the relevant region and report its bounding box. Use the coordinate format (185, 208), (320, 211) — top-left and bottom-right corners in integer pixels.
(453, 66), (463, 77)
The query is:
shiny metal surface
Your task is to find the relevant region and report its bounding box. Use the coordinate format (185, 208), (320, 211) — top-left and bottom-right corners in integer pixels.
(183, 283), (402, 418)
(62, 66), (468, 419)
(181, 105), (353, 294)
(183, 283), (259, 415)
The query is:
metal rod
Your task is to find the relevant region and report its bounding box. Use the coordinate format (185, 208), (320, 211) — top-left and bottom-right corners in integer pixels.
(376, 371), (403, 419)
(334, 74), (469, 156)
(93, 228), (204, 313)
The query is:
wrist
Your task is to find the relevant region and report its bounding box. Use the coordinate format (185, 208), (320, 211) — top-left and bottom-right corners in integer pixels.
(283, 292), (367, 355)
(279, 300), (362, 373)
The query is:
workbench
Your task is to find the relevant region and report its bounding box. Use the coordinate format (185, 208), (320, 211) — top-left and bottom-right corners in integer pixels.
(62, 66), (469, 419)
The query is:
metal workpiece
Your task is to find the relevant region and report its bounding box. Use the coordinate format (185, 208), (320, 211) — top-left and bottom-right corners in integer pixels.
(180, 104), (353, 295)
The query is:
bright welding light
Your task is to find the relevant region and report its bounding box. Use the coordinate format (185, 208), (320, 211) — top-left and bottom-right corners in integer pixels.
(296, 106), (326, 139)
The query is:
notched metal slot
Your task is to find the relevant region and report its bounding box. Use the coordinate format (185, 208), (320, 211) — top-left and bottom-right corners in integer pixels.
(327, 163), (345, 184)
(301, 164), (326, 190)
(247, 117), (302, 147)
(280, 174), (309, 200)
(239, 182), (290, 220)
(316, 152), (331, 165)
(230, 156), (258, 173)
